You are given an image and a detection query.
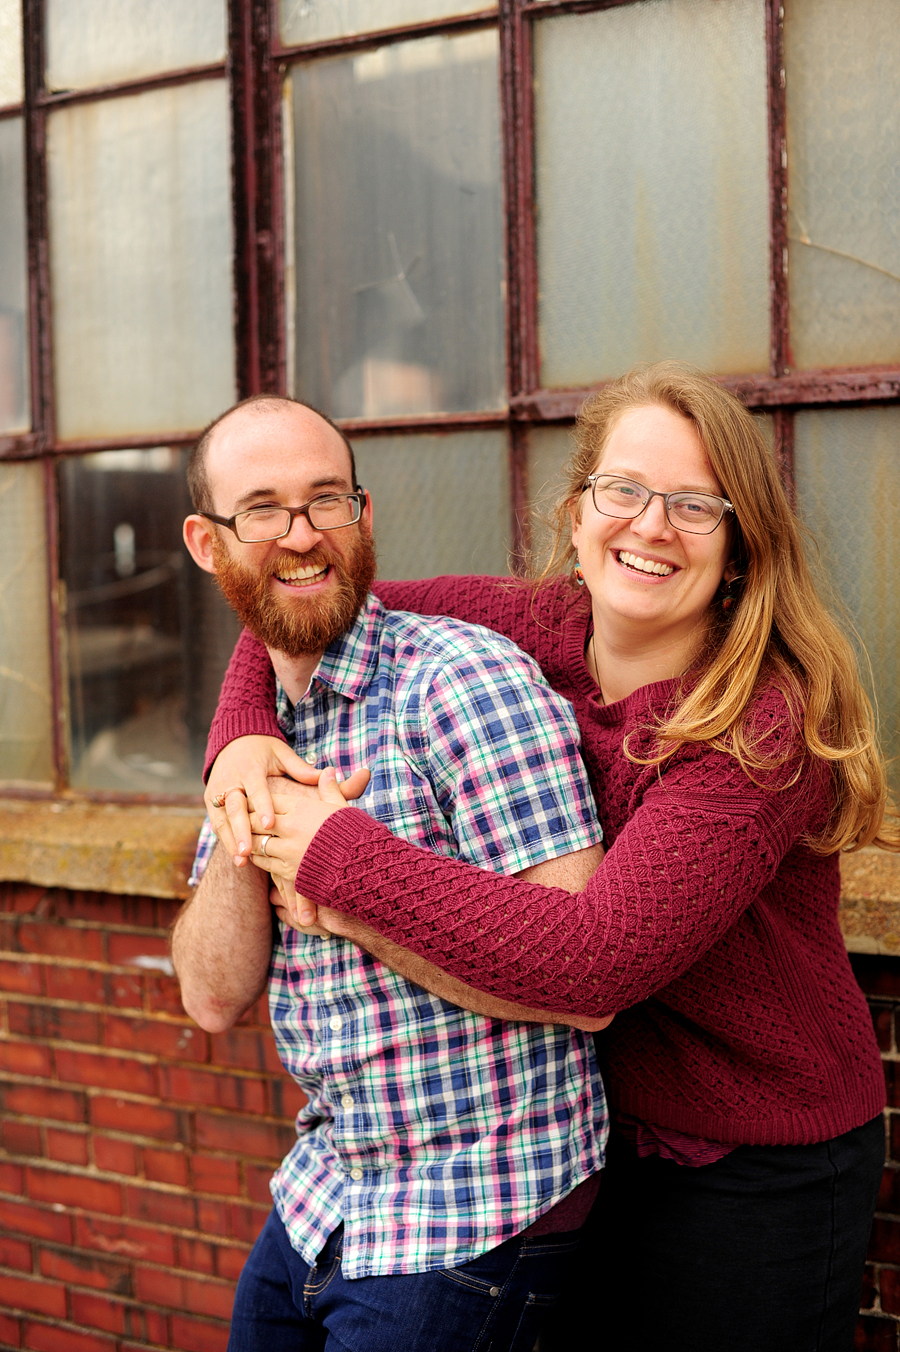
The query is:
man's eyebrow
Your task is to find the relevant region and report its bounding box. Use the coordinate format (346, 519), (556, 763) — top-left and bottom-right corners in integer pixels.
(231, 477), (351, 512)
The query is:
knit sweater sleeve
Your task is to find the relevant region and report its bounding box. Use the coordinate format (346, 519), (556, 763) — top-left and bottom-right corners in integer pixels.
(296, 709), (829, 1016)
(203, 627), (284, 781)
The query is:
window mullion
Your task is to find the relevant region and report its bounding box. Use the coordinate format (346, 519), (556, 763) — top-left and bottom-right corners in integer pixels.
(765, 0), (789, 380)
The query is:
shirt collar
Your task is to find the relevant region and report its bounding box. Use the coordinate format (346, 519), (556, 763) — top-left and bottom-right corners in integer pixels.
(274, 592), (384, 729)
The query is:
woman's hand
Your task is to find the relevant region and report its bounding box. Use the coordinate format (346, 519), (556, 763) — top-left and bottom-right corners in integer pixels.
(206, 736), (369, 866)
(268, 879), (331, 938)
(249, 769), (364, 926)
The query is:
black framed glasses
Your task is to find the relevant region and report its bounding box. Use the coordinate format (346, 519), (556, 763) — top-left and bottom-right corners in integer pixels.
(583, 474), (734, 536)
(199, 489), (366, 543)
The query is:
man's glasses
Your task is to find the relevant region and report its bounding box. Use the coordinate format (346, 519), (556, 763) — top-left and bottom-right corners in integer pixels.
(199, 490), (366, 543)
(583, 475), (733, 536)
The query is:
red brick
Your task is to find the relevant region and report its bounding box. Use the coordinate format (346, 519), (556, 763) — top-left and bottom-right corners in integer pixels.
(245, 1163), (275, 1206)
(61, 892), (158, 927)
(885, 1061), (900, 1110)
(871, 1217), (900, 1265)
(93, 1136), (138, 1176)
(852, 956), (900, 999)
(143, 1147), (188, 1187)
(135, 1269), (234, 1320)
(1, 1083), (86, 1124)
(22, 1320), (117, 1352)
(145, 974), (187, 1016)
(0, 1274), (66, 1318)
(123, 1183), (196, 1230)
(68, 1290), (126, 1335)
(169, 1313), (230, 1352)
(214, 1244), (248, 1283)
(861, 1262), (877, 1310)
(195, 1112), (294, 1161)
(0, 1234), (32, 1270)
(0, 1159), (25, 1193)
(880, 1267), (900, 1315)
(890, 1115), (900, 1166)
(44, 965), (108, 1005)
(197, 1198), (230, 1237)
(1, 1119), (42, 1156)
(74, 1214), (176, 1266)
(90, 1095), (186, 1142)
(191, 1154), (241, 1196)
(227, 1202), (269, 1245)
(0, 1199), (73, 1245)
(209, 1027), (282, 1074)
(0, 958), (44, 995)
(873, 1006), (895, 1053)
(45, 1128), (89, 1167)
(53, 1048), (157, 1097)
(176, 1236), (216, 1276)
(26, 1168), (122, 1217)
(269, 1078), (307, 1122)
(0, 1310), (20, 1347)
(108, 973), (145, 1009)
(16, 921), (105, 962)
(38, 1245), (130, 1295)
(104, 1013), (207, 1061)
(126, 1305), (169, 1345)
(108, 932), (170, 967)
(854, 1313), (899, 1352)
(0, 1039), (53, 1077)
(1, 884), (50, 914)
(7, 1002), (102, 1044)
(158, 1065), (267, 1113)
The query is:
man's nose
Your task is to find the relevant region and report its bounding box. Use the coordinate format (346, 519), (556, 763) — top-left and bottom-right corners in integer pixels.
(282, 510), (324, 551)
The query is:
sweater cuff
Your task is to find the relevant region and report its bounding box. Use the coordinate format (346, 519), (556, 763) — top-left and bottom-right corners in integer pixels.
(294, 807), (389, 905)
(203, 713), (290, 782)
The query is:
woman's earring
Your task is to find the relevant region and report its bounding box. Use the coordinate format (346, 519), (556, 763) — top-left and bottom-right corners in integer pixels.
(574, 558), (585, 586)
(720, 574), (744, 612)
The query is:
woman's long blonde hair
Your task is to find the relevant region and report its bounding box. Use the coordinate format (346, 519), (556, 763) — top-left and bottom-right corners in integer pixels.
(538, 361), (898, 855)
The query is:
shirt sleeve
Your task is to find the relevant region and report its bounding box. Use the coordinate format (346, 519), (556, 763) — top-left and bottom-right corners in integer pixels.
(187, 817), (218, 888)
(409, 648), (602, 876)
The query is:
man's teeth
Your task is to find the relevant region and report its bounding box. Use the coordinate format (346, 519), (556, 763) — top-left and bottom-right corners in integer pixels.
(276, 563), (328, 584)
(617, 551), (674, 577)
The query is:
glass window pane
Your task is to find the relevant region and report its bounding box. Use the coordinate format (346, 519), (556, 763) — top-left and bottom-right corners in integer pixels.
(48, 80), (236, 441)
(795, 407), (900, 799)
(60, 448), (240, 794)
(280, 0), (494, 46)
(0, 115), (29, 432)
(526, 425), (575, 571)
(0, 0), (24, 105)
(287, 30), (504, 419)
(353, 430), (510, 577)
(785, 0), (900, 369)
(45, 0), (226, 92)
(0, 462), (53, 784)
(535, 0), (770, 386)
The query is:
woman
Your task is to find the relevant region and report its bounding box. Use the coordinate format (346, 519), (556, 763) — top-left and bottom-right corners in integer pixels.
(203, 363), (898, 1351)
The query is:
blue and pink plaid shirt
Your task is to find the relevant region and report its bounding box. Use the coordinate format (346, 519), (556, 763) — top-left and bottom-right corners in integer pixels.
(191, 595), (606, 1277)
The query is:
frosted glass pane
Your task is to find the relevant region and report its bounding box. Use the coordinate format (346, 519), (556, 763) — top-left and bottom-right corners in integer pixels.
(0, 462), (53, 783)
(0, 116), (29, 432)
(288, 30), (504, 418)
(60, 448), (240, 794)
(353, 431), (510, 577)
(45, 0), (226, 91)
(526, 425), (575, 571)
(785, 0), (900, 369)
(49, 80), (236, 440)
(280, 0), (494, 45)
(535, 0), (769, 385)
(795, 408), (900, 798)
(0, 0), (23, 105)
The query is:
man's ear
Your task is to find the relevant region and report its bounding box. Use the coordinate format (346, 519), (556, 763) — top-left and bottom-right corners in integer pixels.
(183, 515), (219, 575)
(361, 489), (373, 533)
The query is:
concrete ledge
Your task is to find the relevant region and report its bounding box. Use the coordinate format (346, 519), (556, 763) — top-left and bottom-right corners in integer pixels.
(0, 797), (205, 900)
(839, 848), (900, 956)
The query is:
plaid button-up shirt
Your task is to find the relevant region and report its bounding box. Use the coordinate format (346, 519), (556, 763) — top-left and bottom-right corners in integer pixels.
(191, 595), (606, 1277)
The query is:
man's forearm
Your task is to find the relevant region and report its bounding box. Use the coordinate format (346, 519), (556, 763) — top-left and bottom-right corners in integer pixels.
(171, 842), (273, 1033)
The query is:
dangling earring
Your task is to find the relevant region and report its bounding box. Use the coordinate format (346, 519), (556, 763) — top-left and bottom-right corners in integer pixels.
(721, 575), (744, 612)
(574, 558), (585, 587)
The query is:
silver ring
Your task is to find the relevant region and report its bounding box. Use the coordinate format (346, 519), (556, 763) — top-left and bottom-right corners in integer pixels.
(259, 834), (272, 858)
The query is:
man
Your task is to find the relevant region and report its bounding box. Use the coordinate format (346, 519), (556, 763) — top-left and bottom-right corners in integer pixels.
(172, 394), (607, 1352)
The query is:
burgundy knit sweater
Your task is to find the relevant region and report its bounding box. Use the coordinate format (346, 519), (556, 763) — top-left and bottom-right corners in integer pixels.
(206, 575), (884, 1146)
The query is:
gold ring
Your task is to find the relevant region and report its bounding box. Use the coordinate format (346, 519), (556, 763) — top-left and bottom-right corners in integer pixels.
(211, 787), (245, 810)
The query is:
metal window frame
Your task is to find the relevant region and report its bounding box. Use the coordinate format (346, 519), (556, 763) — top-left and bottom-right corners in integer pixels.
(1, 0), (897, 799)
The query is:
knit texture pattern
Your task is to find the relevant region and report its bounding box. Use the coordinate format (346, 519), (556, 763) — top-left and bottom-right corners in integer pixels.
(206, 576), (885, 1145)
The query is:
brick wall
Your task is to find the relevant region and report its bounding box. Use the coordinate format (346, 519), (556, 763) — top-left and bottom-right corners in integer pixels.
(0, 880), (303, 1352)
(0, 881), (897, 1351)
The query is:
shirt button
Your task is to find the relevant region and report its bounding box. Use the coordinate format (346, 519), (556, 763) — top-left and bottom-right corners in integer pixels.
(329, 1016), (343, 1032)
(350, 1168), (363, 1181)
(489, 1287), (500, 1298)
(341, 1094), (353, 1108)
(304, 752), (317, 764)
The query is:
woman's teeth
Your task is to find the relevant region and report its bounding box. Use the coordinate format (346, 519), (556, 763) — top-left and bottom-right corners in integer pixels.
(617, 551), (674, 577)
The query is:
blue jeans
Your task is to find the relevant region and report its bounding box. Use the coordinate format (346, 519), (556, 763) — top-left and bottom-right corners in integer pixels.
(228, 1208), (582, 1352)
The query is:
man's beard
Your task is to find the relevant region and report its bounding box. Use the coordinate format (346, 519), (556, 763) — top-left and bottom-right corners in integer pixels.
(211, 526), (377, 657)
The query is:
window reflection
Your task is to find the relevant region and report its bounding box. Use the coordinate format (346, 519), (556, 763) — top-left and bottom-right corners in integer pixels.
(59, 449), (239, 795)
(0, 116), (29, 433)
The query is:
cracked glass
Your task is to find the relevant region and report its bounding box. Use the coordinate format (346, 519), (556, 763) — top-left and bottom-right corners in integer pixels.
(535, 0), (770, 386)
(352, 430), (510, 577)
(0, 462), (53, 784)
(45, 0), (226, 91)
(0, 115), (29, 433)
(785, 0), (900, 369)
(286, 29), (504, 419)
(279, 0), (494, 46)
(795, 407), (900, 798)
